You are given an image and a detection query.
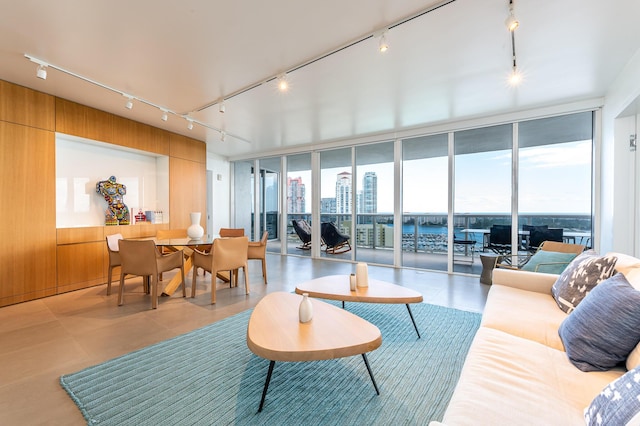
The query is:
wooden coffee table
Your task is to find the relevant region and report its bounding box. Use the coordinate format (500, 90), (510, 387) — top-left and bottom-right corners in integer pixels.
(247, 292), (382, 412)
(295, 275), (424, 338)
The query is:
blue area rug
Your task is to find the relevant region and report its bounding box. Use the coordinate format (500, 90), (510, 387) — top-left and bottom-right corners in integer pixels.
(60, 302), (480, 425)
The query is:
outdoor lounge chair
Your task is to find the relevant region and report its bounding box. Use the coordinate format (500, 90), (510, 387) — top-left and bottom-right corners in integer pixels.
(320, 222), (351, 254)
(292, 219), (312, 250)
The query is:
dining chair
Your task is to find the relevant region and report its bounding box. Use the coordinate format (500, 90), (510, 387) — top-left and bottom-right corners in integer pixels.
(191, 236), (250, 304)
(105, 233), (123, 295)
(118, 239), (185, 309)
(219, 228), (245, 237)
(248, 231), (269, 284)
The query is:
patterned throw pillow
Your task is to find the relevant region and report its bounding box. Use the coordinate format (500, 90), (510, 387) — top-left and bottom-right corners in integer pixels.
(551, 250), (617, 313)
(585, 367), (640, 425)
(558, 273), (640, 371)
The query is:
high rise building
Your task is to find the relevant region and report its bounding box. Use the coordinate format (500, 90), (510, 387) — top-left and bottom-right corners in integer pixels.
(335, 172), (352, 214)
(362, 171), (377, 213)
(287, 176), (306, 213)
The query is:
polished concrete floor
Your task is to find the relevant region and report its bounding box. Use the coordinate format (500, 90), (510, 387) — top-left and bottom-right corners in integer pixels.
(0, 254), (489, 425)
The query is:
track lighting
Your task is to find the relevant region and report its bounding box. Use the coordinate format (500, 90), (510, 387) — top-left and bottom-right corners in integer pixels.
(186, 118), (194, 130)
(277, 74), (289, 92)
(36, 64), (47, 80)
(160, 109), (168, 121)
(505, 1), (519, 32)
(378, 30), (389, 53)
(220, 131), (226, 142)
(219, 101), (225, 113)
(124, 96), (134, 110)
(509, 67), (522, 86)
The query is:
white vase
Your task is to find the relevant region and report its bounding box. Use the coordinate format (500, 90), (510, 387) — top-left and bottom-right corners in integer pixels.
(356, 262), (369, 288)
(187, 212), (204, 239)
(299, 293), (313, 323)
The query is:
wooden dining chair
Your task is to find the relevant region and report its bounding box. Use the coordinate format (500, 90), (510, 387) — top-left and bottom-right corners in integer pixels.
(105, 233), (123, 295)
(118, 239), (185, 309)
(191, 236), (250, 304)
(219, 228), (245, 237)
(248, 231), (269, 284)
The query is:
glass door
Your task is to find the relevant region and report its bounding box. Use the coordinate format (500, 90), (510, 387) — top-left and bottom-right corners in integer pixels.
(287, 153), (312, 256)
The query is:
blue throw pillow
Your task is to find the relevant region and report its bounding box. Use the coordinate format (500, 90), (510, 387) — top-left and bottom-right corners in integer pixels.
(585, 367), (640, 425)
(558, 273), (640, 372)
(520, 250), (578, 274)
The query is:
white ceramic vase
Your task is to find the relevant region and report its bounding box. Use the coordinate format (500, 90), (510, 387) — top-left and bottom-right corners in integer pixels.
(187, 212), (204, 239)
(299, 293), (313, 323)
(356, 262), (369, 288)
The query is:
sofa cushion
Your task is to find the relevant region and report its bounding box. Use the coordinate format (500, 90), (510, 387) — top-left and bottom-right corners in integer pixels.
(551, 250), (618, 313)
(521, 250), (578, 274)
(441, 328), (623, 426)
(558, 273), (640, 372)
(584, 367), (640, 426)
(482, 284), (567, 351)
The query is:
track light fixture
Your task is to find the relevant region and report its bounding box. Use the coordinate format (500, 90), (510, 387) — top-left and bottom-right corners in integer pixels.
(505, 0), (519, 32)
(378, 30), (389, 53)
(507, 0), (522, 87)
(220, 131), (226, 142)
(160, 109), (168, 121)
(186, 118), (194, 130)
(219, 100), (225, 113)
(124, 95), (134, 110)
(36, 64), (47, 80)
(277, 74), (289, 92)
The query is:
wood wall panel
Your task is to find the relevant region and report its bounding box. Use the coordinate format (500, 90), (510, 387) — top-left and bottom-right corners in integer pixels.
(0, 80), (55, 131)
(0, 122), (57, 307)
(56, 242), (105, 293)
(55, 98), (113, 142)
(169, 133), (206, 163)
(112, 116), (170, 155)
(169, 157), (207, 231)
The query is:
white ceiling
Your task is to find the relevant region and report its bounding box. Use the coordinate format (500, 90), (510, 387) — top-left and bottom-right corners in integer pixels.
(1, 0), (639, 159)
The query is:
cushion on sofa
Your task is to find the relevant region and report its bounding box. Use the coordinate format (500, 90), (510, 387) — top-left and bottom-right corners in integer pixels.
(558, 273), (640, 372)
(521, 250), (578, 274)
(551, 250), (618, 313)
(584, 367), (640, 426)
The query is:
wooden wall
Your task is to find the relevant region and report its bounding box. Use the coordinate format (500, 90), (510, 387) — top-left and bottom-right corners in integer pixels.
(0, 79), (207, 307)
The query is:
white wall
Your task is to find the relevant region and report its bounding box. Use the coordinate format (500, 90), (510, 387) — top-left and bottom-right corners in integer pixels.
(55, 134), (169, 228)
(603, 47), (640, 255)
(206, 152), (231, 233)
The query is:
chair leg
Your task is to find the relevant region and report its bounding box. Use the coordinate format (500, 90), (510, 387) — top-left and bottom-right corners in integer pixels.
(244, 265), (250, 295)
(262, 259), (267, 284)
(191, 267), (198, 298)
(107, 266), (113, 295)
(118, 273), (126, 306)
(151, 275), (158, 309)
(211, 269), (217, 304)
(181, 266), (186, 298)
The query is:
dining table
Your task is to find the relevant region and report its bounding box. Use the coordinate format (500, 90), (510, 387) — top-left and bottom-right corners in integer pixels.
(153, 235), (218, 296)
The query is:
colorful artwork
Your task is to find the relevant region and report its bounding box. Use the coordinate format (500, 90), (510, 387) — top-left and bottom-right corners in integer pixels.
(96, 176), (130, 225)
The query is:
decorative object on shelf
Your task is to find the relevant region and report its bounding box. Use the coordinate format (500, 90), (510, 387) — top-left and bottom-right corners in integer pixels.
(187, 212), (204, 239)
(356, 262), (369, 288)
(350, 273), (357, 291)
(134, 209), (146, 223)
(96, 176), (130, 226)
(299, 293), (313, 323)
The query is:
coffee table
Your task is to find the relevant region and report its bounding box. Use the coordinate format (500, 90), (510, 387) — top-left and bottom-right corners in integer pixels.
(247, 292), (382, 412)
(295, 275), (424, 338)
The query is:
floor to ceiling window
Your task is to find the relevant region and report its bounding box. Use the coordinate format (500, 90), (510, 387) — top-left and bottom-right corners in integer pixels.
(257, 157), (281, 252)
(454, 124), (512, 273)
(320, 147), (353, 259)
(287, 153), (312, 256)
(355, 141), (395, 265)
(517, 112), (593, 251)
(402, 134), (449, 271)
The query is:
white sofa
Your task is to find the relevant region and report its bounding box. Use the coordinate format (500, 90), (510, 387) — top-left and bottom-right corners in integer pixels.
(432, 252), (640, 425)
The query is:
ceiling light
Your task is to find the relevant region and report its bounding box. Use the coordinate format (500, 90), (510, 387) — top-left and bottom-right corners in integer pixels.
(509, 67), (522, 86)
(124, 96), (134, 110)
(220, 131), (226, 142)
(160, 109), (168, 121)
(186, 118), (194, 130)
(277, 74), (289, 92)
(36, 64), (47, 80)
(505, 1), (519, 32)
(378, 31), (389, 53)
(219, 101), (225, 113)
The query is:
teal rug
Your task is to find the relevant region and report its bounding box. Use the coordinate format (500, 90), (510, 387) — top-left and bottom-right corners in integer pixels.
(60, 302), (480, 425)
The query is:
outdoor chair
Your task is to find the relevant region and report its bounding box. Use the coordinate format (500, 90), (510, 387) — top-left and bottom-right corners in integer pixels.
(191, 236), (250, 304)
(498, 240), (585, 273)
(320, 222), (352, 254)
(292, 219), (312, 250)
(487, 225), (512, 258)
(521, 224), (548, 251)
(528, 227), (563, 252)
(118, 239), (185, 309)
(453, 235), (476, 264)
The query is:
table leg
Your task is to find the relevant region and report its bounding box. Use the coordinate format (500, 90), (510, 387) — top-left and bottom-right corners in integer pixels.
(405, 304), (421, 339)
(161, 254), (192, 297)
(258, 360), (276, 413)
(361, 354), (380, 395)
